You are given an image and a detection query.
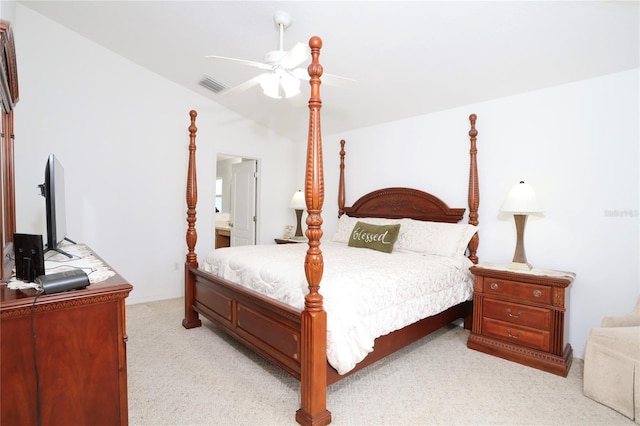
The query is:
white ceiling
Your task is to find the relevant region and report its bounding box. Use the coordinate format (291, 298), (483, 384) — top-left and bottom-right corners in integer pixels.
(18, 1), (639, 141)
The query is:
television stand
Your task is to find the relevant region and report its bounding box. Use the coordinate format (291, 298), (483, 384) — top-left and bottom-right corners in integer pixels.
(45, 238), (77, 259)
(45, 247), (72, 258)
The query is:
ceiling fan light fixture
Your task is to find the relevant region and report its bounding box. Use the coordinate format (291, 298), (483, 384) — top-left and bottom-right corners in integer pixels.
(280, 73), (301, 98)
(258, 69), (301, 99)
(259, 73), (281, 99)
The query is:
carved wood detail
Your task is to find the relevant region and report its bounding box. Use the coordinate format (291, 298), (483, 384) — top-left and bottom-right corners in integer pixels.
(185, 109), (198, 266)
(297, 35), (331, 426)
(182, 110), (201, 329)
(467, 114), (479, 264)
(337, 139), (345, 218)
(0, 21), (19, 111)
(468, 333), (573, 366)
(0, 289), (131, 319)
(344, 187), (465, 222)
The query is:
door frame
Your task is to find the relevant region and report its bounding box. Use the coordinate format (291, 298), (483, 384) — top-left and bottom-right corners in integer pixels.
(215, 153), (260, 246)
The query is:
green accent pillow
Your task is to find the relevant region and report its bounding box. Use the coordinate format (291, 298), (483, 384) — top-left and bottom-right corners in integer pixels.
(348, 221), (401, 253)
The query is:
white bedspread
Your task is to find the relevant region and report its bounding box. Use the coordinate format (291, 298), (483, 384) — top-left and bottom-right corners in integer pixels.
(201, 241), (474, 375)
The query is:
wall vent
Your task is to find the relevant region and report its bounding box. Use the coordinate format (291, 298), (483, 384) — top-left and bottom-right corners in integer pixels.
(199, 76), (227, 94)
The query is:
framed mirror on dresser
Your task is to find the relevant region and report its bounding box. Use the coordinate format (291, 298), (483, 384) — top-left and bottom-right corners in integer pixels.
(0, 20), (19, 282)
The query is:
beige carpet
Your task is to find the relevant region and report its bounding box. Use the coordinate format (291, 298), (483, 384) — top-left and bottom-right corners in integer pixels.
(126, 298), (633, 426)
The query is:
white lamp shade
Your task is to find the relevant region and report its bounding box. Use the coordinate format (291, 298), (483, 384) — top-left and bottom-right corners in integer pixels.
(289, 190), (306, 210)
(500, 181), (544, 214)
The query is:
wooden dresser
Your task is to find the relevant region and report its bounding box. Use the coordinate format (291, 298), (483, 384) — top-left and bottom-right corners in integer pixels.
(467, 264), (575, 376)
(1, 266), (132, 425)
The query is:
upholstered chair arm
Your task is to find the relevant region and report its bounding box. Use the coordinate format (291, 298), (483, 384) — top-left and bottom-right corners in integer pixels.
(601, 297), (640, 327)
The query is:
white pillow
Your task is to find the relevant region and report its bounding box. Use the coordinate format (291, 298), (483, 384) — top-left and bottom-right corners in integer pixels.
(332, 215), (477, 257)
(398, 218), (477, 257)
(331, 215), (358, 243)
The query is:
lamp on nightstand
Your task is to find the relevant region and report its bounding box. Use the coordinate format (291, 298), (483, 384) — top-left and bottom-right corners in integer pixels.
(289, 190), (306, 241)
(500, 181), (544, 270)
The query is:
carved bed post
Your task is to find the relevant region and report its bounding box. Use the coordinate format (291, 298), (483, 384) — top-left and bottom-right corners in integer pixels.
(467, 114), (479, 264)
(296, 36), (331, 426)
(337, 139), (346, 218)
(182, 110), (202, 329)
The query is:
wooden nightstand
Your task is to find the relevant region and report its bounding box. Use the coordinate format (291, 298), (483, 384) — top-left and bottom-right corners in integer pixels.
(467, 263), (575, 376)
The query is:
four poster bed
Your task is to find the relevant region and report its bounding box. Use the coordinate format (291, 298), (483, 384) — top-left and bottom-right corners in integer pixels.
(182, 37), (480, 425)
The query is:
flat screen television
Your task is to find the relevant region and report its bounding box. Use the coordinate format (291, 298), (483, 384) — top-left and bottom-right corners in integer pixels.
(38, 154), (74, 257)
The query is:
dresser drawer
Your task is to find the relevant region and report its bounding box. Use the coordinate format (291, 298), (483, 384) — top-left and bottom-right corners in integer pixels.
(482, 277), (552, 304)
(482, 317), (551, 352)
(483, 298), (552, 330)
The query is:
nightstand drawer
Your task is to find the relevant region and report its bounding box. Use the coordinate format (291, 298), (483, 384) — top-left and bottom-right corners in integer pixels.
(483, 277), (552, 304)
(483, 318), (551, 352)
(483, 298), (551, 329)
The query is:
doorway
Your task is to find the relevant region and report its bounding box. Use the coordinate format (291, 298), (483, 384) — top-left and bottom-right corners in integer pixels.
(215, 154), (258, 247)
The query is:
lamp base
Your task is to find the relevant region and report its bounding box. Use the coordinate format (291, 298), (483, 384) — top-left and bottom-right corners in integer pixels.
(293, 209), (305, 241)
(507, 261), (533, 271)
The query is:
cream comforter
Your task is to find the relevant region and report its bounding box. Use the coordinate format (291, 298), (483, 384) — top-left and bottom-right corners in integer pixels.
(201, 241), (474, 375)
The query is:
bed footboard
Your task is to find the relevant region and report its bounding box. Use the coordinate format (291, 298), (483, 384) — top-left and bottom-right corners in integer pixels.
(191, 268), (303, 377)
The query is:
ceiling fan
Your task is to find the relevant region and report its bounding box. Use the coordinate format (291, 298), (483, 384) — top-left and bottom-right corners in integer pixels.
(206, 11), (352, 100)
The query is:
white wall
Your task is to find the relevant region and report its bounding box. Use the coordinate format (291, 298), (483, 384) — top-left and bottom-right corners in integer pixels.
(13, 5), (298, 304)
(0, 2), (14, 21)
(320, 68), (639, 359)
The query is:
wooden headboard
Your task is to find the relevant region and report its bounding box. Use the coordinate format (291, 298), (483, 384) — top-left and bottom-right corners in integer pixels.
(343, 187), (466, 223)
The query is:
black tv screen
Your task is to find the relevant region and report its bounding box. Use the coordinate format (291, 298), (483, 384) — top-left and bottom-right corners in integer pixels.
(39, 154), (69, 255)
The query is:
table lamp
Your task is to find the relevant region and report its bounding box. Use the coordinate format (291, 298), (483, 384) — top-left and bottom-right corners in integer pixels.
(500, 181), (544, 270)
(289, 190), (306, 240)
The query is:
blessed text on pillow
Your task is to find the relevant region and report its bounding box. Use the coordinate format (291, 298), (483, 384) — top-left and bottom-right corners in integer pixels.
(347, 222), (401, 253)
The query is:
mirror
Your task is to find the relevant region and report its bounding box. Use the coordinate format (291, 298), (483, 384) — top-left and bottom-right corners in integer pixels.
(0, 21), (18, 281)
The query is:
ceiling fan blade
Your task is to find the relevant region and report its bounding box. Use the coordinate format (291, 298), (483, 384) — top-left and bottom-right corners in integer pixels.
(205, 55), (272, 71)
(291, 68), (309, 80)
(222, 74), (265, 96)
(291, 68), (356, 88)
(323, 73), (357, 88)
(289, 93), (308, 108)
(279, 42), (310, 69)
